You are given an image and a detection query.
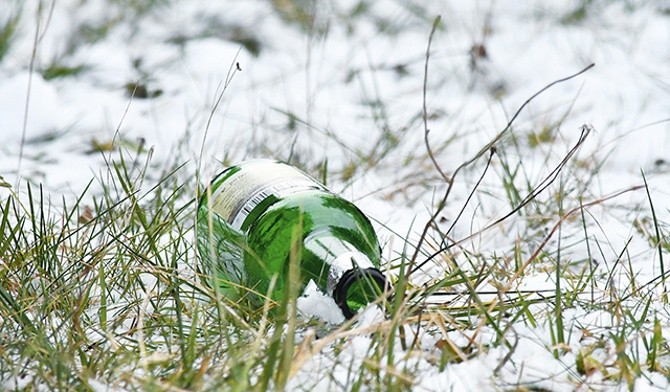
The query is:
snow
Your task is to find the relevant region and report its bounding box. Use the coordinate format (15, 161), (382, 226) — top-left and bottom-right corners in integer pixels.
(297, 280), (346, 325)
(0, 71), (70, 143)
(1, 0), (669, 390)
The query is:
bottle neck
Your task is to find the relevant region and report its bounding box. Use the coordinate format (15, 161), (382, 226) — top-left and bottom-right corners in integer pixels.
(304, 233), (373, 291)
(331, 258), (387, 319)
(304, 233), (387, 318)
(327, 251), (375, 295)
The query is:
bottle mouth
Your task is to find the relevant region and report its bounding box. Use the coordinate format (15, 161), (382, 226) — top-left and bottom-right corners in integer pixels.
(333, 268), (389, 319)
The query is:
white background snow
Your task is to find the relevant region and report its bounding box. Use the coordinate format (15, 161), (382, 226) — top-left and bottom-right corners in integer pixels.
(1, 0), (669, 390)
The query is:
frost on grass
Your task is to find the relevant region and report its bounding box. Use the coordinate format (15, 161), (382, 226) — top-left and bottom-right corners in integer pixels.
(1, 0), (670, 391)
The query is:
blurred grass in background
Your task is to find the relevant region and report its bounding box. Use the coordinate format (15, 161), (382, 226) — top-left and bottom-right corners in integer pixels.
(1, 0), (669, 391)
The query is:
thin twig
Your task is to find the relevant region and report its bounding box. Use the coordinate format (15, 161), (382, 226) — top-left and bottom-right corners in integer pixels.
(494, 327), (518, 375)
(641, 170), (668, 303)
(423, 16), (448, 182)
(411, 125), (592, 276)
(444, 147), (496, 239)
(468, 184), (645, 339)
(197, 48), (243, 179)
(17, 2), (56, 188)
(408, 63), (596, 277)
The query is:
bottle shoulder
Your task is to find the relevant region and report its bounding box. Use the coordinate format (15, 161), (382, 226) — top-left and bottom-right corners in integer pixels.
(245, 189), (380, 257)
(253, 189), (374, 232)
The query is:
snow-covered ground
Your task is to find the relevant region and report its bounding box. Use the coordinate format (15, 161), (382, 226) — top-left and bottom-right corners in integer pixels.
(1, 0), (669, 390)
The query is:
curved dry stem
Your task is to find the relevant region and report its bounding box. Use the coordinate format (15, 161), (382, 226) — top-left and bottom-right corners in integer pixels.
(408, 64), (595, 278)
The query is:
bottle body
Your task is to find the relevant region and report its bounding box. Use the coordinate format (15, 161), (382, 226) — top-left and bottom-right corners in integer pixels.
(197, 160), (387, 318)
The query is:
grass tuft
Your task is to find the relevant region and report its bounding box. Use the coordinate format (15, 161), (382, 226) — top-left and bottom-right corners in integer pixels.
(2, 2), (669, 391)
(0, 12), (20, 62)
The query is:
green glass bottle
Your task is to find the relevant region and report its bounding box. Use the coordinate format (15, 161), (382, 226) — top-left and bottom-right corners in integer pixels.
(197, 160), (388, 319)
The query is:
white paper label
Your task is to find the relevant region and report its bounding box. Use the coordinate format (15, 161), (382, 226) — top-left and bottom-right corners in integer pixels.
(208, 160), (324, 230)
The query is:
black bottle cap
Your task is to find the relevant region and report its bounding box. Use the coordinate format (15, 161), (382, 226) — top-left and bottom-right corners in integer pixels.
(333, 267), (390, 319)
